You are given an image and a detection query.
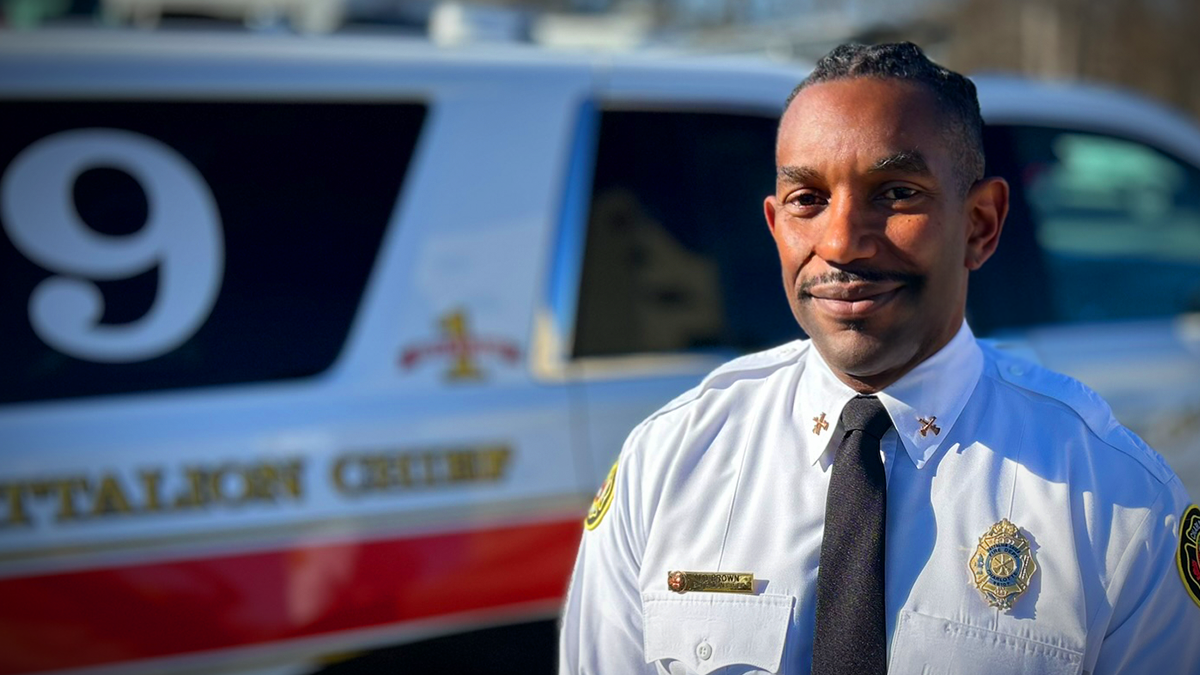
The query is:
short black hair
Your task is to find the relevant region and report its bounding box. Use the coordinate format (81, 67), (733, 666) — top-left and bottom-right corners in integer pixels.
(785, 42), (985, 193)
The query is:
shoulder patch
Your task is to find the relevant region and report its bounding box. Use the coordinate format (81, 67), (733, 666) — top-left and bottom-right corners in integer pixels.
(1177, 504), (1200, 608)
(584, 461), (618, 531)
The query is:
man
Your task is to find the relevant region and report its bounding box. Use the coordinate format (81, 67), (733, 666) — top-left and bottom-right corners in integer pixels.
(559, 42), (1200, 674)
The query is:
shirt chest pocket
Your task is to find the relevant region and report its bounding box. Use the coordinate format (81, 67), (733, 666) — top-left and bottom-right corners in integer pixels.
(642, 591), (794, 675)
(890, 610), (1083, 675)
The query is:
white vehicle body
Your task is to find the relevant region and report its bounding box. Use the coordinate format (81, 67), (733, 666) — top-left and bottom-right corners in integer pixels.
(0, 31), (1197, 675)
(102, 0), (345, 32)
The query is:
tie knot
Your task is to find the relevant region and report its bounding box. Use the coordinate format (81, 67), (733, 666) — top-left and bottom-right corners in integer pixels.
(839, 395), (893, 439)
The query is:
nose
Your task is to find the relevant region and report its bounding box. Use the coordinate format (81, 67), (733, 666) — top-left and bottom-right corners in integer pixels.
(812, 193), (879, 264)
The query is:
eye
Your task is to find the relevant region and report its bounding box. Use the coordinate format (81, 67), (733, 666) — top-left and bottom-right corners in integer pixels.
(881, 186), (920, 201)
(786, 191), (827, 209)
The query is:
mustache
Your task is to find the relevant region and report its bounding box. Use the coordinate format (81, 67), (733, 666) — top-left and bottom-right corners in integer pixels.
(798, 268), (925, 296)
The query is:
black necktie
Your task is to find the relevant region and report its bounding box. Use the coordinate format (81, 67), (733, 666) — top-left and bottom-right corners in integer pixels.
(812, 395), (893, 674)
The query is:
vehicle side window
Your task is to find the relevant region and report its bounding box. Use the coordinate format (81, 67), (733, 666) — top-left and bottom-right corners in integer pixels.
(1002, 126), (1200, 325)
(1, 100), (426, 403)
(571, 109), (799, 359)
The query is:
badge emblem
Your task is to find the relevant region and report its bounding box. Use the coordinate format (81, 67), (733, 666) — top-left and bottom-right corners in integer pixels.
(969, 519), (1037, 610)
(1177, 504), (1200, 608)
(584, 461), (618, 531)
(666, 570), (754, 594)
(667, 571), (687, 592)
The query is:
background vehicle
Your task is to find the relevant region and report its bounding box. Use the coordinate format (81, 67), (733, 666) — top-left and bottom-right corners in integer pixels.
(1, 30), (1198, 675)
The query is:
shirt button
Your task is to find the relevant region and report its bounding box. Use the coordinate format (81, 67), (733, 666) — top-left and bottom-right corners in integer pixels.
(697, 641), (712, 660)
(1008, 364), (1025, 376)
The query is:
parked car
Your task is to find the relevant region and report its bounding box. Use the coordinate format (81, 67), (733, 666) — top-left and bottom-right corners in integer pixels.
(1, 29), (1198, 675)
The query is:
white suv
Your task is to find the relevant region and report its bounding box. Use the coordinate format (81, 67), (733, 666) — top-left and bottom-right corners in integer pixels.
(1, 30), (1198, 675)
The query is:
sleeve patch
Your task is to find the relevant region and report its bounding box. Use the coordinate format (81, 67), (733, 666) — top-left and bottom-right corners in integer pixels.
(1177, 504), (1200, 608)
(584, 461), (618, 531)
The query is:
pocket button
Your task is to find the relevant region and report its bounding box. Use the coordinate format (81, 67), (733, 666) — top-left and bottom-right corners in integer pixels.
(696, 641), (713, 660)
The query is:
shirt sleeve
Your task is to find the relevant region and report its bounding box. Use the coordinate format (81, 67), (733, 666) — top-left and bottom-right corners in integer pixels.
(1092, 477), (1200, 674)
(559, 424), (658, 675)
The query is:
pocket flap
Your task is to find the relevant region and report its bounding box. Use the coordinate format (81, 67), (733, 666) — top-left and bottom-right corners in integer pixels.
(891, 610), (1083, 675)
(642, 591), (793, 675)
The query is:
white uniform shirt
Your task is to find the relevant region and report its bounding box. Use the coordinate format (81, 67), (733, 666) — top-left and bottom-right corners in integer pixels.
(559, 323), (1200, 674)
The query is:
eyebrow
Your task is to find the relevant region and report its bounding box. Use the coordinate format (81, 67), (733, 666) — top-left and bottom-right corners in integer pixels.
(777, 150), (933, 186)
(868, 150), (932, 176)
(777, 165), (821, 185)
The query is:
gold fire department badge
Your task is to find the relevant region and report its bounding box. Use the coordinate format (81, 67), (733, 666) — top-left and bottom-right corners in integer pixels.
(969, 519), (1037, 611)
(584, 461), (618, 531)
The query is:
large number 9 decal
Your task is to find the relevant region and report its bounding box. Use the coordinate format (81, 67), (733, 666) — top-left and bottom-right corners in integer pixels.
(1, 128), (224, 363)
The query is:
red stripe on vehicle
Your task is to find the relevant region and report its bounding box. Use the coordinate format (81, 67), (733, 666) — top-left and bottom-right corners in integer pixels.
(0, 518), (583, 674)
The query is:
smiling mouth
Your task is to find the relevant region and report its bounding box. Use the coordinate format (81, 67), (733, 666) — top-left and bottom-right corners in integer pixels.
(804, 282), (904, 319)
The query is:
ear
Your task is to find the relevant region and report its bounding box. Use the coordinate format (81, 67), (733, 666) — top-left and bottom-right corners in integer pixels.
(964, 177), (1008, 271)
(764, 194), (779, 236)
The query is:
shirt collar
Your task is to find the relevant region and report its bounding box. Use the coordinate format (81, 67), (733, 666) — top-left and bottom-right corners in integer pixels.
(796, 321), (983, 470)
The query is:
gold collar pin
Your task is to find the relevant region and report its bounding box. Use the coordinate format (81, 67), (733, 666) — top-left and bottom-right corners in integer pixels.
(813, 413), (829, 435)
(918, 416), (941, 437)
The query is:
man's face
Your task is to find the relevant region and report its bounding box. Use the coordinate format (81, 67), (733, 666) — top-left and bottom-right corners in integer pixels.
(764, 77), (1006, 391)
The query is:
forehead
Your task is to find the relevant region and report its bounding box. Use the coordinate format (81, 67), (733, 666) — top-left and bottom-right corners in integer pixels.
(777, 78), (950, 172)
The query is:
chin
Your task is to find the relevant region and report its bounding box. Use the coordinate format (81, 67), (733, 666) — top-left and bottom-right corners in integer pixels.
(806, 320), (918, 381)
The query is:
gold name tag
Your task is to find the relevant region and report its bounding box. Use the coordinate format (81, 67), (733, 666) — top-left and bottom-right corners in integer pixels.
(667, 570), (754, 594)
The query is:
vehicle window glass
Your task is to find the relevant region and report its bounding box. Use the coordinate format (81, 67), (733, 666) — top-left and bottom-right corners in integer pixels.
(1007, 126), (1200, 324)
(571, 109), (799, 359)
(1, 100), (426, 403)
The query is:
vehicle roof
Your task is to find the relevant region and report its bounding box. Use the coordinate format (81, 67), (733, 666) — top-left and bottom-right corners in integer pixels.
(974, 74), (1200, 163)
(0, 28), (804, 76)
(3, 28), (1199, 163)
